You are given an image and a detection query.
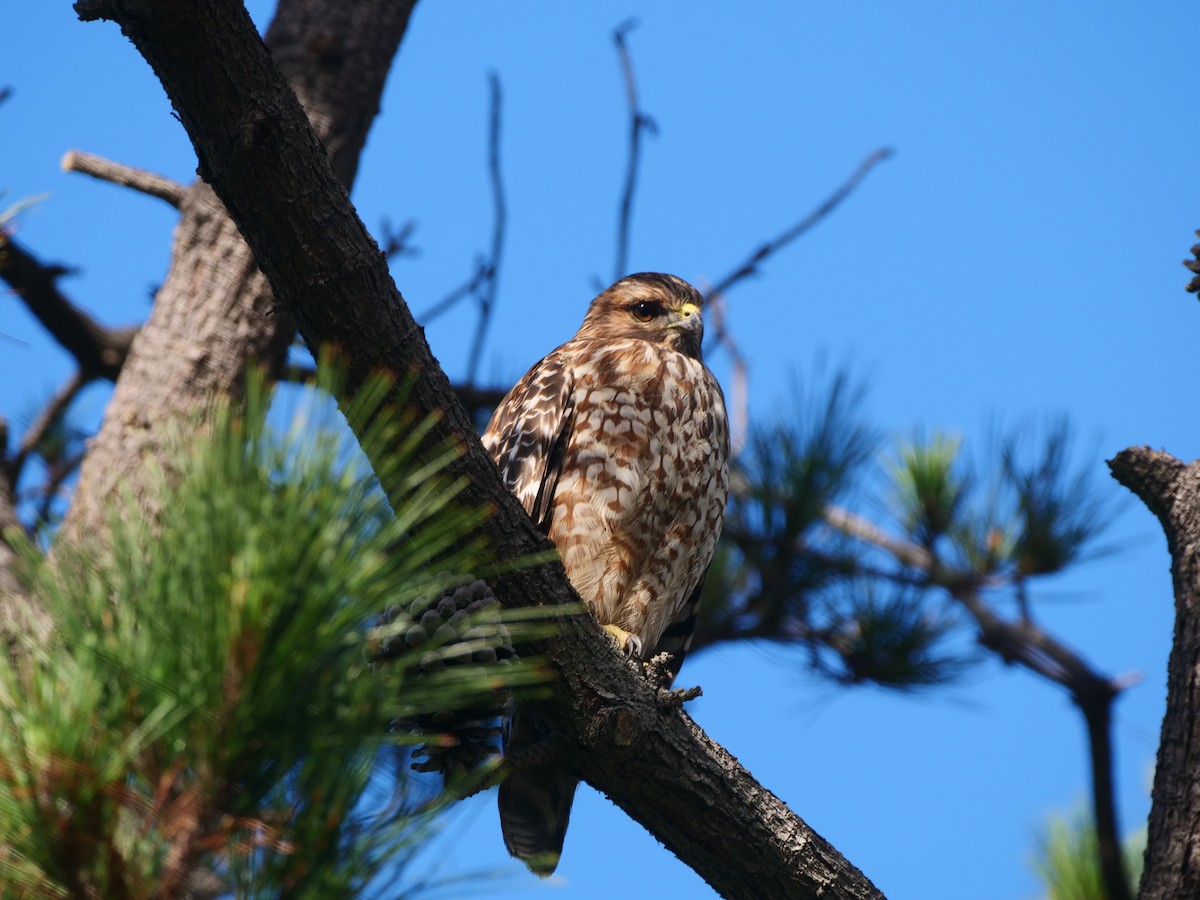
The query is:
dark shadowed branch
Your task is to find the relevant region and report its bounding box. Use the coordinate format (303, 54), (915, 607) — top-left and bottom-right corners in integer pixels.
(380, 218), (420, 261)
(465, 72), (507, 387)
(1184, 228), (1200, 294)
(0, 233), (137, 381)
(612, 18), (655, 281)
(705, 292), (749, 454)
(284, 361), (507, 424)
(6, 370), (87, 486)
(707, 147), (893, 300)
(417, 259), (489, 324)
(72, 1), (885, 895)
(822, 501), (1132, 900)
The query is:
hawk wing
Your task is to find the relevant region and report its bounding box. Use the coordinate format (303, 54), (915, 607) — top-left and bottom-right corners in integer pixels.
(650, 573), (705, 686)
(485, 348), (580, 875)
(482, 349), (575, 532)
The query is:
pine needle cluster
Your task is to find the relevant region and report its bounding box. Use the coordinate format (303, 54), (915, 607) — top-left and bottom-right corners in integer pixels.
(0, 371), (546, 898)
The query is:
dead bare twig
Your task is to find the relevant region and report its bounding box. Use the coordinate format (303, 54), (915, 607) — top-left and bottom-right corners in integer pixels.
(380, 219), (420, 261)
(612, 18), (656, 281)
(465, 72), (506, 387)
(707, 147), (893, 300)
(822, 500), (1133, 900)
(417, 260), (489, 324)
(62, 149), (187, 209)
(1184, 228), (1200, 294)
(0, 233), (138, 381)
(706, 292), (749, 455)
(7, 370), (87, 485)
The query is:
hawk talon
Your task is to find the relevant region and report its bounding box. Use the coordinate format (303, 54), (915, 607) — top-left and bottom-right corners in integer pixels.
(486, 274), (729, 874)
(602, 624), (643, 659)
(644, 651), (677, 688)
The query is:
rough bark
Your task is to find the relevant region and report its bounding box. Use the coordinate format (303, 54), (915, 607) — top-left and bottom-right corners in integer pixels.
(71, 0), (886, 895)
(61, 0), (417, 540)
(1109, 447), (1200, 900)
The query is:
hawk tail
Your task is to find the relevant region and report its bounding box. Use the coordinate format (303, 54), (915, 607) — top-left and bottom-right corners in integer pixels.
(498, 704), (578, 876)
(498, 766), (578, 876)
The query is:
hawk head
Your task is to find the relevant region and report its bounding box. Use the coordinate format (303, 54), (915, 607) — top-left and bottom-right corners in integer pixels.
(575, 272), (706, 359)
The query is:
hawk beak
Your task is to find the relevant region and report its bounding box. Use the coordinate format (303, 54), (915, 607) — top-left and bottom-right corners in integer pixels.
(671, 302), (702, 331)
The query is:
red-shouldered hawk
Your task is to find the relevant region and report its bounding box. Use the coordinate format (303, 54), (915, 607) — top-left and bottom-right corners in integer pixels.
(483, 272), (730, 875)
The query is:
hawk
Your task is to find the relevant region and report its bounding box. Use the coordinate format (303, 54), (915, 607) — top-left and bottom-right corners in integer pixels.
(482, 272), (730, 875)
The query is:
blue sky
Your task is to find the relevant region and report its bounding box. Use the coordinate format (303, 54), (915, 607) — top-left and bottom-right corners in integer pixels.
(3, 3), (1196, 899)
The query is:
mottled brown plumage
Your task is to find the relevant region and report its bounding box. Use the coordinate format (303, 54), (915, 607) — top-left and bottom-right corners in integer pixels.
(484, 272), (729, 875)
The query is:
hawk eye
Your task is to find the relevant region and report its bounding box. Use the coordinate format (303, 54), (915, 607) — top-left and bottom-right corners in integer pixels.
(629, 301), (661, 323)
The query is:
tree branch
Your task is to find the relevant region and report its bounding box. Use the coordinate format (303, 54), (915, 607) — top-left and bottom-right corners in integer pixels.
(417, 259), (489, 324)
(75, 1), (884, 895)
(707, 147), (893, 300)
(60, 0), (419, 542)
(612, 18), (654, 281)
(61, 149), (188, 209)
(823, 501), (1132, 900)
(0, 233), (137, 381)
(464, 72), (506, 387)
(1183, 228), (1200, 294)
(1109, 447), (1200, 900)
(7, 370), (87, 485)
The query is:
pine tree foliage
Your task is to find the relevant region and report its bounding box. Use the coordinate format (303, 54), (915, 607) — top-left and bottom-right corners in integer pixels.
(696, 373), (1117, 692)
(1031, 805), (1144, 900)
(0, 370), (547, 898)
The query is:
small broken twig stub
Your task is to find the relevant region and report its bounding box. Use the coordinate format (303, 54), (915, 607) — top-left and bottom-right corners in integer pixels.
(62, 149), (188, 209)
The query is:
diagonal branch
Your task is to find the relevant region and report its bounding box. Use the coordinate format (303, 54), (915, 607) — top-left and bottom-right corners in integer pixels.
(464, 72), (506, 387)
(612, 18), (654, 281)
(1183, 228), (1200, 294)
(824, 501), (1132, 900)
(7, 370), (87, 485)
(73, 1), (885, 896)
(61, 150), (187, 209)
(707, 147), (893, 300)
(0, 232), (137, 381)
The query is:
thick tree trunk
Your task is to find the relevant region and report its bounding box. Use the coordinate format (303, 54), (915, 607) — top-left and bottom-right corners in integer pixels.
(70, 0), (887, 895)
(62, 0), (416, 540)
(1108, 448), (1200, 900)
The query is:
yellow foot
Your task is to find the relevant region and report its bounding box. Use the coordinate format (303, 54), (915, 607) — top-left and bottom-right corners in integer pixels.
(602, 624), (643, 659)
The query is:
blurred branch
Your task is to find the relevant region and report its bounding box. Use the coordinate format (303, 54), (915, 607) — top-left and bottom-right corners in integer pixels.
(417, 259), (489, 324)
(26, 449), (86, 539)
(465, 73), (506, 387)
(822, 505), (934, 572)
(1184, 228), (1200, 294)
(822, 503), (1124, 696)
(0, 232), (137, 380)
(79, 0), (885, 890)
(283, 363), (506, 424)
(612, 18), (655, 281)
(61, 149), (187, 209)
(7, 370), (87, 485)
(380, 218), (420, 261)
(707, 147), (893, 300)
(706, 292), (749, 455)
(823, 500), (1131, 900)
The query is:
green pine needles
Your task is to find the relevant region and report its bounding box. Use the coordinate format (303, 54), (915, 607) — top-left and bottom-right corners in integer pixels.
(0, 368), (547, 898)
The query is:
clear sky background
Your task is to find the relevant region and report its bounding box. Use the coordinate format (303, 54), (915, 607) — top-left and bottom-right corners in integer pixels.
(3, 3), (1197, 899)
